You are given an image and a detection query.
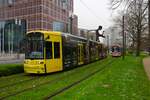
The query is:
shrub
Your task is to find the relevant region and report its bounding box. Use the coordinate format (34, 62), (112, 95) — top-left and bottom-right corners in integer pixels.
(0, 64), (24, 76)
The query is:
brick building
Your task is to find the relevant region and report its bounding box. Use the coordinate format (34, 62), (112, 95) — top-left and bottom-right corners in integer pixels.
(0, 0), (78, 54)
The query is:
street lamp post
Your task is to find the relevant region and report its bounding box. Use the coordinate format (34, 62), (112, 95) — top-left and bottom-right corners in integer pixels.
(107, 35), (110, 54)
(70, 16), (73, 34)
(86, 31), (90, 63)
(122, 15), (125, 60)
(15, 19), (22, 59)
(69, 12), (74, 34)
(148, 0), (150, 55)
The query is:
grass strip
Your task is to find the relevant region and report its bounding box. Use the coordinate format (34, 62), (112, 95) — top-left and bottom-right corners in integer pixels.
(52, 56), (150, 100)
(2, 58), (111, 100)
(0, 64), (23, 76)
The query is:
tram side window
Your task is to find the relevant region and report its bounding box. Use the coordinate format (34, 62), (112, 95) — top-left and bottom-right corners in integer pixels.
(54, 42), (60, 58)
(117, 47), (120, 52)
(46, 41), (52, 59)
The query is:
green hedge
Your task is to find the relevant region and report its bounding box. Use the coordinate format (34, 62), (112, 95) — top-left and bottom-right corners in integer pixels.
(0, 64), (24, 76)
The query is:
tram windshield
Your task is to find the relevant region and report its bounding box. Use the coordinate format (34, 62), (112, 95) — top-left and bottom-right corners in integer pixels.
(112, 46), (120, 52)
(25, 32), (44, 59)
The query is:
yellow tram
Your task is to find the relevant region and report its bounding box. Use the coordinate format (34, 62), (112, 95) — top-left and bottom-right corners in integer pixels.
(24, 31), (106, 74)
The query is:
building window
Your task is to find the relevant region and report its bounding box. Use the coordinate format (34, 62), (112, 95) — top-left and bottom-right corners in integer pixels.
(53, 21), (64, 32)
(0, 0), (5, 6)
(8, 0), (13, 5)
(61, 0), (68, 10)
(0, 19), (26, 53)
(0, 0), (15, 7)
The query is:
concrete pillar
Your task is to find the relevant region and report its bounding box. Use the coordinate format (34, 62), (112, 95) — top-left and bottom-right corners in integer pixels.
(2, 22), (5, 55)
(11, 23), (14, 55)
(0, 22), (1, 55)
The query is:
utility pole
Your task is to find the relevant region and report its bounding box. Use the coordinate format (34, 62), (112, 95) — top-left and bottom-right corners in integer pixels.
(148, 0), (150, 55)
(70, 17), (73, 34)
(0, 23), (1, 55)
(107, 35), (109, 54)
(69, 12), (74, 34)
(122, 15), (125, 60)
(86, 31), (90, 63)
(125, 32), (126, 55)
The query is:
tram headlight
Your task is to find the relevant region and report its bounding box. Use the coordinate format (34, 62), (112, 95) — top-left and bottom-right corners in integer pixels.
(24, 61), (27, 64)
(39, 62), (44, 64)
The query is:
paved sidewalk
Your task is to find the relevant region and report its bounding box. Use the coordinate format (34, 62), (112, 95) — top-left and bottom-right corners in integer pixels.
(0, 54), (25, 64)
(143, 57), (150, 80)
(0, 59), (24, 64)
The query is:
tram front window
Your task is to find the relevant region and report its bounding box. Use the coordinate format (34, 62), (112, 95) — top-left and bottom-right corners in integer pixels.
(112, 48), (114, 52)
(117, 47), (120, 52)
(25, 32), (44, 59)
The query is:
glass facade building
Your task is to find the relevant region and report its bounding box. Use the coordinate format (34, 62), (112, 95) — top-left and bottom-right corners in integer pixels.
(0, 0), (15, 6)
(0, 0), (78, 54)
(0, 0), (76, 32)
(0, 19), (26, 53)
(53, 21), (65, 32)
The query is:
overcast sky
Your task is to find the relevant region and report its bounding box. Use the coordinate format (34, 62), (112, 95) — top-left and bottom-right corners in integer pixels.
(74, 0), (113, 30)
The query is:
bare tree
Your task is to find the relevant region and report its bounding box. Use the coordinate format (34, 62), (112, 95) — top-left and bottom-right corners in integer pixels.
(148, 0), (150, 55)
(110, 0), (131, 10)
(110, 0), (148, 56)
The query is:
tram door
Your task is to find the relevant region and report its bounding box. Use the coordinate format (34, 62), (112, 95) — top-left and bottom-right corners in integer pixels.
(78, 44), (84, 65)
(45, 35), (63, 73)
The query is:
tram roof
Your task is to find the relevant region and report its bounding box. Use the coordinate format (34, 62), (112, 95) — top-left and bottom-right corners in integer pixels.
(27, 30), (62, 36)
(27, 30), (102, 44)
(61, 32), (87, 40)
(111, 44), (121, 47)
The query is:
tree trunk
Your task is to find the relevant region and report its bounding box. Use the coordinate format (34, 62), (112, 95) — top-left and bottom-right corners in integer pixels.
(148, 0), (150, 55)
(132, 39), (135, 54)
(136, 35), (140, 56)
(136, 2), (142, 57)
(136, 26), (141, 56)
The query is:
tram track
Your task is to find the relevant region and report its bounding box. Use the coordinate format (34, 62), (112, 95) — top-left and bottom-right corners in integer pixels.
(0, 76), (36, 92)
(0, 68), (87, 99)
(0, 73), (24, 81)
(0, 73), (32, 88)
(44, 59), (115, 100)
(0, 59), (113, 100)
